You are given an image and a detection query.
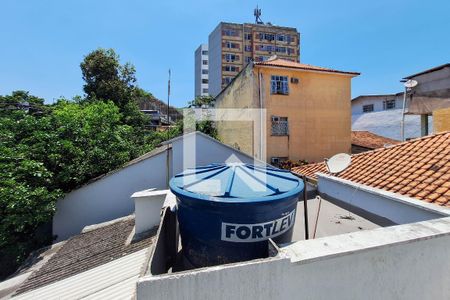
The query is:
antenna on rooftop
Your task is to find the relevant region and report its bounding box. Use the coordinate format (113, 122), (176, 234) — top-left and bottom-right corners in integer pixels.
(254, 5), (263, 24)
(325, 153), (352, 174)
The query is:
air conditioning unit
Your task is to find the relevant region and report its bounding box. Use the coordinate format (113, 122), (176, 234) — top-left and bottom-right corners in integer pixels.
(291, 77), (299, 84)
(271, 157), (280, 164)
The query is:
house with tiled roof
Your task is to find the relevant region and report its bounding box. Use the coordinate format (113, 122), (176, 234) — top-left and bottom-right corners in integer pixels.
(351, 130), (400, 153)
(214, 56), (359, 164)
(292, 131), (450, 210)
(2, 132), (450, 299)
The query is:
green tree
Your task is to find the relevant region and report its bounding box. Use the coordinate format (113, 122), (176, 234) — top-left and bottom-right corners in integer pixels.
(188, 95), (215, 108)
(80, 48), (137, 110)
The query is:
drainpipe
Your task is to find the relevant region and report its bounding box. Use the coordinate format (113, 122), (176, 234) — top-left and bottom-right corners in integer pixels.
(258, 69), (264, 161)
(401, 87), (407, 141)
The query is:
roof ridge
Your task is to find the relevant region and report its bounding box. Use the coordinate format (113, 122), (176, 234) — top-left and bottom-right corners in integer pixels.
(292, 131), (450, 171)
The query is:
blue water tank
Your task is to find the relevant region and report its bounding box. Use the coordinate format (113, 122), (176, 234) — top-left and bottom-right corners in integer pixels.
(169, 163), (303, 267)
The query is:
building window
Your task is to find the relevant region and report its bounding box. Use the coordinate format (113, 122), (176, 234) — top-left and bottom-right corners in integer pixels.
(202, 69), (208, 74)
(255, 56), (270, 62)
(244, 45), (252, 52)
(202, 79), (208, 84)
(287, 48), (295, 55)
(276, 34), (287, 42)
(363, 104), (374, 113)
(223, 65), (239, 72)
(271, 116), (289, 136)
(202, 88), (208, 93)
(271, 75), (289, 95)
(383, 99), (396, 110)
(201, 50), (208, 55)
(202, 60), (208, 65)
(245, 57), (252, 63)
(222, 77), (233, 85)
(256, 44), (275, 52)
(222, 29), (239, 37)
(258, 33), (275, 41)
(223, 54), (239, 62)
(224, 41), (240, 49)
(275, 46), (287, 53)
(244, 33), (252, 40)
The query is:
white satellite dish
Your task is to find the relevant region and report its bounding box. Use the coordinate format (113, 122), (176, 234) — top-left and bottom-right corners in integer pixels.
(404, 79), (418, 89)
(325, 153), (351, 174)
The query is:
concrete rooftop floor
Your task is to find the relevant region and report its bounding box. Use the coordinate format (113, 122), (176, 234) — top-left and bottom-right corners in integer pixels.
(292, 196), (380, 241)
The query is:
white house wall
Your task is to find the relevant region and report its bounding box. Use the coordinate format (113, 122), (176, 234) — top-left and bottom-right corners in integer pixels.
(352, 109), (433, 140)
(53, 150), (170, 241)
(316, 173), (449, 225)
(136, 217), (450, 300)
(53, 133), (258, 241)
(171, 133), (256, 175)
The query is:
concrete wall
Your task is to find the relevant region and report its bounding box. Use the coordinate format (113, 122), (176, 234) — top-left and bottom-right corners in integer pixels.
(317, 173), (450, 225)
(258, 67), (353, 163)
(352, 109), (433, 140)
(408, 65), (450, 97)
(171, 132), (256, 175)
(351, 94), (403, 114)
(53, 132), (258, 241)
(53, 149), (171, 241)
(215, 65), (354, 163)
(137, 217), (450, 300)
(433, 107), (450, 133)
(214, 65), (259, 157)
(208, 24), (223, 97)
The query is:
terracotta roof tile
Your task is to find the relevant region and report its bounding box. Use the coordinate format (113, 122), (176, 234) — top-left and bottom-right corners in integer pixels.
(351, 131), (400, 150)
(292, 131), (450, 207)
(254, 57), (360, 76)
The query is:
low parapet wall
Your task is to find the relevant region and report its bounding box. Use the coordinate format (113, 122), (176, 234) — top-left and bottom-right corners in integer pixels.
(137, 217), (450, 300)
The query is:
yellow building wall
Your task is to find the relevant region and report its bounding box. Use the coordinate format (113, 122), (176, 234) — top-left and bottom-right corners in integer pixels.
(215, 66), (259, 158)
(215, 65), (353, 164)
(257, 66), (352, 163)
(433, 107), (450, 133)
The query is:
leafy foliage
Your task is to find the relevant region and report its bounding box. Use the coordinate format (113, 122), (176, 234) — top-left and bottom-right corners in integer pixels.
(0, 48), (220, 279)
(188, 95), (215, 108)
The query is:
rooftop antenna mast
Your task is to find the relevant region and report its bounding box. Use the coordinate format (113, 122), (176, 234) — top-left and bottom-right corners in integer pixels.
(254, 5), (263, 24)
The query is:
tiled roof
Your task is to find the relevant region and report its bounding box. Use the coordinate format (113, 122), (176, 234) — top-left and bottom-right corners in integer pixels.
(15, 217), (157, 295)
(292, 131), (450, 207)
(254, 57), (360, 76)
(351, 131), (400, 150)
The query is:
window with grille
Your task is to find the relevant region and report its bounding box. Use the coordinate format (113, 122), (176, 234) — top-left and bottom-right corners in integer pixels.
(383, 99), (396, 110)
(271, 116), (289, 136)
(271, 76), (289, 95)
(362, 104), (374, 113)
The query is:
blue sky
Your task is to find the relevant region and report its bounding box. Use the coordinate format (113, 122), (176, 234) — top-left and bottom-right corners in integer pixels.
(1, 0), (449, 107)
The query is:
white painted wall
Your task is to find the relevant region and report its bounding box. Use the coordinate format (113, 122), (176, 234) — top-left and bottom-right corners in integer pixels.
(352, 109), (433, 140)
(53, 132), (258, 241)
(317, 173), (449, 224)
(170, 132), (256, 175)
(136, 217), (450, 300)
(131, 189), (168, 236)
(53, 149), (170, 241)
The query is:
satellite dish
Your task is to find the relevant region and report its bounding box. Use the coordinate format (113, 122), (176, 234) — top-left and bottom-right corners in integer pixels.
(404, 79), (418, 88)
(325, 153), (351, 174)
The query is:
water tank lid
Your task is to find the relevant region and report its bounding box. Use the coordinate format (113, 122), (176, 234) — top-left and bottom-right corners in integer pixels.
(169, 163), (303, 202)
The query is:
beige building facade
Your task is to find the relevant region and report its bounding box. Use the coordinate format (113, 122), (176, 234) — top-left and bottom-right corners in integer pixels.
(214, 57), (359, 164)
(208, 22), (300, 97)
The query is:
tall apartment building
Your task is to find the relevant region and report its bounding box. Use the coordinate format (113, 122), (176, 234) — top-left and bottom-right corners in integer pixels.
(194, 44), (209, 97)
(208, 22), (300, 96)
